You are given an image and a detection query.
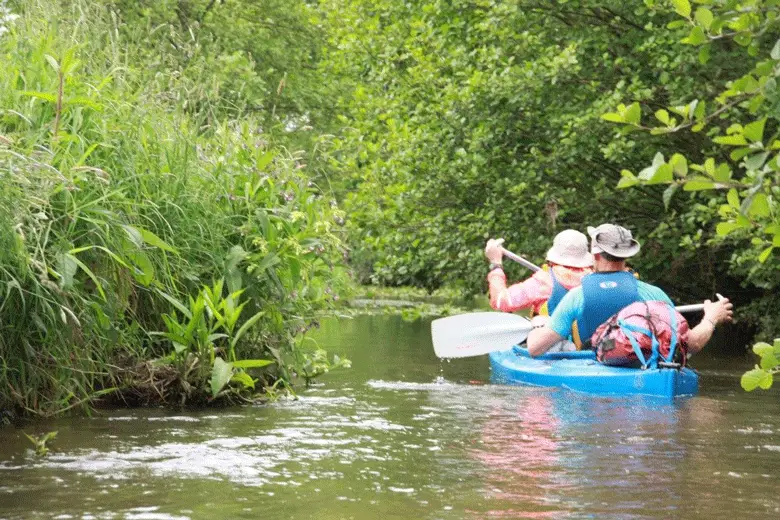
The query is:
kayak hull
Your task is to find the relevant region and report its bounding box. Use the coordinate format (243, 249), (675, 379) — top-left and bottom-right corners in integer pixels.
(489, 347), (699, 399)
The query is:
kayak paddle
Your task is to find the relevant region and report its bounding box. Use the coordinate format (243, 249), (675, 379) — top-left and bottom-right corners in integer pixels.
(501, 248), (541, 272)
(500, 247), (705, 314)
(431, 312), (533, 358)
(430, 304), (704, 359)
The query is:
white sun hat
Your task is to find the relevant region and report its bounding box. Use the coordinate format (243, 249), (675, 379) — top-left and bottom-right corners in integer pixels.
(545, 229), (593, 268)
(587, 223), (641, 258)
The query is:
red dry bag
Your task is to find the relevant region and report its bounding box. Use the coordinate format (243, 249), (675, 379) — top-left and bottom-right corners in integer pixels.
(592, 301), (689, 368)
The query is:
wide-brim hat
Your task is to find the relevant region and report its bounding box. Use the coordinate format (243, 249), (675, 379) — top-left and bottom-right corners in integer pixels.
(587, 224), (641, 258)
(545, 229), (593, 268)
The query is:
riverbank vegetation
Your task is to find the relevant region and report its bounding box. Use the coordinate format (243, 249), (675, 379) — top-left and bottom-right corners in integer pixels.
(0, 0), (348, 417)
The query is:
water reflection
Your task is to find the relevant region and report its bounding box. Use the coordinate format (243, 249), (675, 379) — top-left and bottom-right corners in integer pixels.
(424, 382), (696, 518)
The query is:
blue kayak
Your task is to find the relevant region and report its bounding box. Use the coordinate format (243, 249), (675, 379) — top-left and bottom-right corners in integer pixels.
(489, 347), (698, 399)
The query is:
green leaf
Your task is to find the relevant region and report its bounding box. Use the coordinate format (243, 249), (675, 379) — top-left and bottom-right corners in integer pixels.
(773, 39), (780, 60)
(121, 225), (144, 248)
(624, 103), (641, 125)
(56, 252), (79, 290)
(44, 54), (60, 72)
(138, 227), (178, 254)
(663, 184), (679, 209)
(655, 109), (671, 125)
(694, 7), (713, 29)
(255, 252), (281, 272)
(672, 0), (691, 17)
(617, 175), (638, 189)
(759, 246), (774, 263)
(682, 26), (707, 45)
(21, 91), (58, 103)
(232, 359), (274, 369)
(155, 289), (193, 319)
(230, 371), (256, 390)
(66, 253), (106, 300)
(730, 148), (753, 161)
(638, 155), (665, 181)
(210, 358), (234, 397)
(693, 100), (706, 120)
(683, 177), (716, 191)
(754, 342), (774, 357)
(698, 46), (711, 64)
(704, 158), (716, 176)
(255, 150), (276, 171)
(743, 119), (766, 143)
(713, 134), (747, 146)
(128, 250), (155, 286)
(748, 193), (770, 217)
(714, 164), (731, 183)
(716, 222), (740, 236)
(601, 113), (625, 123)
(670, 154), (688, 176)
(648, 164), (673, 184)
(741, 367), (773, 391)
(727, 188), (740, 208)
(230, 311), (266, 351)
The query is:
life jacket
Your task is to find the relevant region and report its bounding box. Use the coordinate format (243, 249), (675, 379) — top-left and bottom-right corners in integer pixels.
(547, 271), (568, 315)
(579, 271), (640, 340)
(592, 301), (690, 368)
(540, 268), (583, 348)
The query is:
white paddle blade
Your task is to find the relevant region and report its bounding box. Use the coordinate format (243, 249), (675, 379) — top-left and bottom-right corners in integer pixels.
(431, 312), (533, 358)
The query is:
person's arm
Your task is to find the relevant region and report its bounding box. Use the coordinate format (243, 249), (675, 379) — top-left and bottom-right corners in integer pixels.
(527, 288), (582, 357)
(484, 238), (551, 313)
(687, 297), (733, 354)
(527, 321), (564, 357)
(487, 269), (551, 313)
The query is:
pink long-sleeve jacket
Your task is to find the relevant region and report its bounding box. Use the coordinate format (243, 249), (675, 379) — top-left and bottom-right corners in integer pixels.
(487, 264), (592, 315)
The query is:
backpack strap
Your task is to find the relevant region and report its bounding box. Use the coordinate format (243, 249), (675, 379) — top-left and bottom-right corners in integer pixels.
(666, 304), (678, 364)
(616, 319), (659, 369)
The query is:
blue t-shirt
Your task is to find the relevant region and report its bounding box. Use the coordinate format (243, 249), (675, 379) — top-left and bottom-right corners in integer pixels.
(548, 281), (674, 339)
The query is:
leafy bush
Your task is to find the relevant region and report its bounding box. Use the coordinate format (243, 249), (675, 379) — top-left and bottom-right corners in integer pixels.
(0, 0), (347, 415)
(598, 0), (779, 387)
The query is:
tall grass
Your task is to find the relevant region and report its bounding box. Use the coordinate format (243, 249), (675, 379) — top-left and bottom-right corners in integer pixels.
(0, 1), (348, 416)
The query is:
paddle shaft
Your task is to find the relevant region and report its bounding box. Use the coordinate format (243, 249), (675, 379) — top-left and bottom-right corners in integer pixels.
(500, 247), (705, 314)
(500, 248), (541, 272)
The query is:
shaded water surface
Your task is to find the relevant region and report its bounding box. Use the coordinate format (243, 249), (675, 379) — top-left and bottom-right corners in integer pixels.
(1, 315), (780, 519)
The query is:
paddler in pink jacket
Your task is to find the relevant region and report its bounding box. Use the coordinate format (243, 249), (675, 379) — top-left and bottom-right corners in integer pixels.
(484, 229), (593, 316)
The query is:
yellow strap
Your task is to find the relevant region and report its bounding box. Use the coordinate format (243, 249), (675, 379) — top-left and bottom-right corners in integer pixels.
(572, 321), (583, 350)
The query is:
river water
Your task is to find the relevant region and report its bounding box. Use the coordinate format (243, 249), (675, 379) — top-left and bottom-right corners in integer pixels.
(1, 314), (779, 519)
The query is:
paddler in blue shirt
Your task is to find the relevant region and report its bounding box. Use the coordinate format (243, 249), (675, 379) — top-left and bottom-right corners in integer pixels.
(527, 223), (733, 357)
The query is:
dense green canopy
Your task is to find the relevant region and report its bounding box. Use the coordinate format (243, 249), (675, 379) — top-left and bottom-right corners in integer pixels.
(321, 0), (778, 340)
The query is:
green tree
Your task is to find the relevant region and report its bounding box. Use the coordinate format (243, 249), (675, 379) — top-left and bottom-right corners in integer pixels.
(600, 0), (779, 387)
(322, 0), (758, 322)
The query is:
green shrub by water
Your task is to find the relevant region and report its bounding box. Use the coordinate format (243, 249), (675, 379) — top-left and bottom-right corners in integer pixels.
(0, 1), (348, 416)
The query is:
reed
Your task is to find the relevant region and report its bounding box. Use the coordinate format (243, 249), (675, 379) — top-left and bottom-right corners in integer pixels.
(0, 0), (348, 416)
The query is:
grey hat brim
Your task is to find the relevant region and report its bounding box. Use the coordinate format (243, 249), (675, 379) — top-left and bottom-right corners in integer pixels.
(587, 226), (641, 258)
